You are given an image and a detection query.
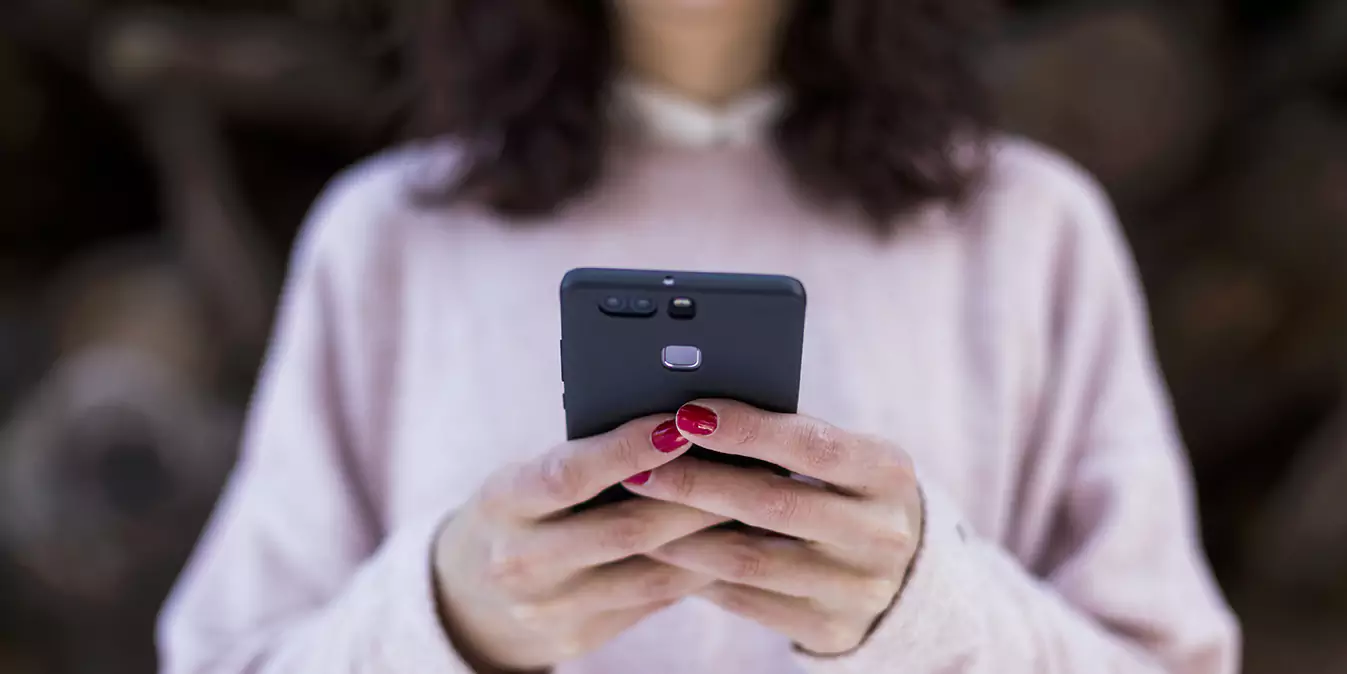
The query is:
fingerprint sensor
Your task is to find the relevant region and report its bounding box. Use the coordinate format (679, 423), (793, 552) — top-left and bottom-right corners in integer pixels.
(661, 345), (702, 371)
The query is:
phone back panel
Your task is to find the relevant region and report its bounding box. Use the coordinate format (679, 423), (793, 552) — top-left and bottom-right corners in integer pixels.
(561, 268), (807, 442)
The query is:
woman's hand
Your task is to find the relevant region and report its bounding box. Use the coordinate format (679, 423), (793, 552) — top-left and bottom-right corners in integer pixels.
(623, 400), (924, 656)
(433, 416), (727, 672)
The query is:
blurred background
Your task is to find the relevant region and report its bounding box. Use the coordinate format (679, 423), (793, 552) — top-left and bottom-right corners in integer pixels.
(1, 0), (1344, 672)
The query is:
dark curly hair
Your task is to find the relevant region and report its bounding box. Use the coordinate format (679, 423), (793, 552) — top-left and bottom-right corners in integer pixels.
(413, 0), (994, 227)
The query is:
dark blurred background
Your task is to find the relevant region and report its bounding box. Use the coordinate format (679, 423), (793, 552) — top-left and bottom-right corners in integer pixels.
(1, 1), (1344, 672)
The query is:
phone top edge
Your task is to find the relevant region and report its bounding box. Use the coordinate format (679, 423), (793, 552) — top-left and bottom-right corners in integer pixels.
(561, 268), (806, 302)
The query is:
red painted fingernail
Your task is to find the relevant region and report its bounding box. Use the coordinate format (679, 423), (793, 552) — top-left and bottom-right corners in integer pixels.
(651, 420), (689, 453)
(677, 404), (718, 436)
(625, 471), (652, 486)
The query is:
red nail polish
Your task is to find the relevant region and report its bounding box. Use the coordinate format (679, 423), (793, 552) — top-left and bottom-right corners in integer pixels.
(626, 471), (652, 486)
(677, 404), (718, 436)
(651, 420), (688, 453)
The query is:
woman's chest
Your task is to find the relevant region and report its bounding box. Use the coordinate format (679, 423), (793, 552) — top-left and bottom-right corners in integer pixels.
(378, 220), (1025, 533)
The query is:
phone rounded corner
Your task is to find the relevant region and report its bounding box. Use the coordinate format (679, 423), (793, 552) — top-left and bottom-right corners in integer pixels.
(782, 276), (807, 304)
(560, 268), (594, 295)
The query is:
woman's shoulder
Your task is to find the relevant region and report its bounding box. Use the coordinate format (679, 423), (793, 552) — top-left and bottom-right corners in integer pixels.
(943, 136), (1139, 314)
(977, 135), (1114, 225)
(305, 140), (468, 232)
(293, 140), (470, 270)
(951, 135), (1126, 267)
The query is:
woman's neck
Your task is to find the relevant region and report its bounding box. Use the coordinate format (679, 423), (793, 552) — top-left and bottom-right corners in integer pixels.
(617, 8), (785, 107)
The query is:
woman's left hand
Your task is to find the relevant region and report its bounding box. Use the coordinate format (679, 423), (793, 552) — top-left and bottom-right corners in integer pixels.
(621, 400), (923, 656)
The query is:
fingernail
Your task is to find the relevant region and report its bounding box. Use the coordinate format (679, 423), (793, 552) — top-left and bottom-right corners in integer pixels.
(676, 404), (718, 436)
(625, 471), (652, 486)
(651, 420), (689, 453)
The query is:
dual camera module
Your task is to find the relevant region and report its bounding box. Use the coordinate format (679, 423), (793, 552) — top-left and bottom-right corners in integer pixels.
(600, 295), (696, 319)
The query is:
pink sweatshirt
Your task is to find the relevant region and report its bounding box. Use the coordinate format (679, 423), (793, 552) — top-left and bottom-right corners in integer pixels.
(157, 85), (1240, 673)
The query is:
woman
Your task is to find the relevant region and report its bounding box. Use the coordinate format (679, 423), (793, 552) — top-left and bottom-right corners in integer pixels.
(158, 1), (1240, 672)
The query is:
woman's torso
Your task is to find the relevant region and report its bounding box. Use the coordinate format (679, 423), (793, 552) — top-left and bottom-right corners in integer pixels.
(335, 139), (1079, 673)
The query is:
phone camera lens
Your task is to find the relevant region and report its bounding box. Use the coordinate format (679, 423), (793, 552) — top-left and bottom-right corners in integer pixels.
(600, 296), (657, 317)
(631, 298), (656, 315)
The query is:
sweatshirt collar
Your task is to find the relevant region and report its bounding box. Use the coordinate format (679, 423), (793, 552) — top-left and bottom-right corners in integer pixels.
(614, 78), (784, 149)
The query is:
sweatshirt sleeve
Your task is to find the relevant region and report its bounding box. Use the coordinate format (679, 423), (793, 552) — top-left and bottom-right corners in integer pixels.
(795, 166), (1241, 674)
(156, 164), (475, 674)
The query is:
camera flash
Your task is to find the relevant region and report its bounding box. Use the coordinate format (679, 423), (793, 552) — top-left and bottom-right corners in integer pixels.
(669, 297), (696, 320)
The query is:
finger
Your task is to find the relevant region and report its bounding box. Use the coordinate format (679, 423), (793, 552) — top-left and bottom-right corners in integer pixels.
(480, 415), (693, 520)
(624, 458), (910, 553)
(513, 499), (729, 582)
(531, 556), (712, 617)
(648, 529), (897, 614)
(699, 582), (868, 656)
(675, 400), (916, 499)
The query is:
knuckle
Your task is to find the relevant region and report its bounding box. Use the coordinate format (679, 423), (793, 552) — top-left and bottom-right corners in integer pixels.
(724, 541), (769, 582)
(856, 578), (899, 615)
(870, 525), (916, 561)
(805, 618), (862, 655)
(794, 422), (845, 472)
(509, 601), (551, 630)
(537, 453), (587, 504)
(892, 448), (917, 482)
(486, 547), (535, 593)
(666, 463), (699, 500)
(475, 490), (509, 522)
(476, 468), (519, 520)
(599, 514), (654, 556)
(556, 636), (587, 660)
(759, 487), (804, 529)
(712, 585), (757, 615)
(608, 433), (646, 474)
(879, 447), (917, 487)
(637, 565), (688, 602)
(727, 409), (764, 447)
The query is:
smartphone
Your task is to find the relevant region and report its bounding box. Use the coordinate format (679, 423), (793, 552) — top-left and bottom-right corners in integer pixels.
(560, 268), (807, 510)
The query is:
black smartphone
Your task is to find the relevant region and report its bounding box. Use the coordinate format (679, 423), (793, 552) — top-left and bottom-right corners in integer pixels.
(560, 268), (807, 510)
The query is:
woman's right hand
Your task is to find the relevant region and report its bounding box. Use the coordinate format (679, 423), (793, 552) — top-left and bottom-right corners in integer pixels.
(432, 416), (726, 672)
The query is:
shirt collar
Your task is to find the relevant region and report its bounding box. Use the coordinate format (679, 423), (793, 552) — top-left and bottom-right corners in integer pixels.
(614, 78), (784, 149)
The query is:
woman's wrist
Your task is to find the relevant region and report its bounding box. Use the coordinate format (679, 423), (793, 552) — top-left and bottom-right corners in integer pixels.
(432, 530), (549, 674)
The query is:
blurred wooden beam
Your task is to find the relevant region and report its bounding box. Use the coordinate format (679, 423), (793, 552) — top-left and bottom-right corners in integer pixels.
(135, 97), (279, 354)
(94, 7), (400, 140)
